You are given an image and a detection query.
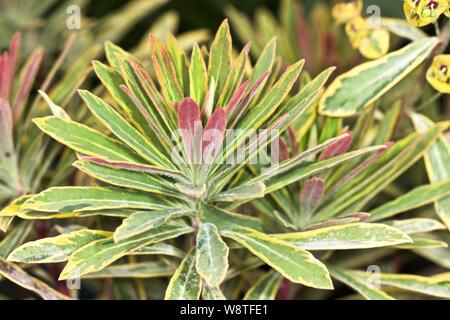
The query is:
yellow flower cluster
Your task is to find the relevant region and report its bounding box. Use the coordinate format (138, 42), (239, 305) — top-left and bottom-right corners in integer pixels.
(426, 55), (450, 93)
(403, 0), (449, 26)
(332, 0), (390, 59)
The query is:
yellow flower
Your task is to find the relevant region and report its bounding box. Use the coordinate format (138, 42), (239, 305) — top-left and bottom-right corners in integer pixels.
(444, 1), (450, 17)
(332, 0), (363, 24)
(426, 54), (450, 93)
(345, 17), (390, 59)
(403, 0), (447, 27)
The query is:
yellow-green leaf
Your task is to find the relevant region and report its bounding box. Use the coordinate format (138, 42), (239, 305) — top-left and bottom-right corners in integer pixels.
(22, 187), (171, 213)
(196, 223), (229, 287)
(165, 248), (202, 300)
(319, 37), (438, 117)
(243, 270), (282, 300)
(274, 223), (412, 250)
(8, 229), (111, 263)
(59, 223), (193, 280)
(221, 226), (333, 289)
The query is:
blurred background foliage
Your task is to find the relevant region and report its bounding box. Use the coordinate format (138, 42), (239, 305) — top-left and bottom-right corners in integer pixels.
(0, 0), (406, 52)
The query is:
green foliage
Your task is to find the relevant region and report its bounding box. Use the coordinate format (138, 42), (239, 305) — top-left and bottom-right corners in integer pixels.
(1, 1), (450, 301)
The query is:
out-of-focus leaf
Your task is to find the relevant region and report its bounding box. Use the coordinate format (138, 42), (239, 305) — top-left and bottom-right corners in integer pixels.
(0, 257), (71, 300)
(243, 270), (282, 300)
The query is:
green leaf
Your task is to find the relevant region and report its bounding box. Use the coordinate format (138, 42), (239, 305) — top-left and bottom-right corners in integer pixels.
(266, 146), (385, 193)
(369, 179), (450, 222)
(208, 20), (232, 97)
(395, 237), (448, 249)
(131, 243), (184, 259)
(243, 270), (282, 300)
(329, 267), (394, 300)
(73, 160), (179, 197)
(383, 218), (446, 234)
(211, 182), (266, 202)
(22, 187), (171, 213)
(353, 271), (450, 299)
(149, 35), (184, 103)
(319, 37), (438, 116)
(315, 123), (449, 221)
(33, 116), (143, 163)
(221, 226), (333, 289)
(0, 221), (32, 257)
(93, 61), (156, 139)
(8, 229), (111, 263)
(165, 248), (202, 300)
(199, 202), (263, 232)
(202, 285), (227, 300)
(0, 257), (70, 300)
(274, 223), (412, 250)
(411, 113), (450, 230)
(114, 209), (192, 242)
(83, 261), (175, 279)
(189, 44), (208, 106)
(59, 223), (193, 280)
(380, 18), (427, 41)
(196, 223), (229, 287)
(78, 90), (173, 169)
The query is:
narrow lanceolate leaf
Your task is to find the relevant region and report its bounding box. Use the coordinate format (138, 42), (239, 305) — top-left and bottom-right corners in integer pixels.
(0, 221), (32, 257)
(211, 182), (266, 202)
(178, 97), (203, 164)
(239, 60), (303, 132)
(221, 226), (333, 289)
(319, 37), (438, 116)
(73, 160), (179, 197)
(384, 218), (446, 234)
(33, 116), (143, 163)
(8, 229), (111, 263)
(165, 249), (202, 300)
(0, 99), (14, 162)
(266, 145), (386, 193)
(22, 187), (171, 213)
(300, 178), (324, 220)
(352, 271), (450, 299)
(395, 237), (448, 249)
(59, 223), (193, 280)
(411, 113), (450, 230)
(132, 243), (184, 259)
(78, 90), (173, 169)
(202, 108), (227, 164)
(83, 261), (175, 279)
(149, 34), (184, 103)
(196, 223), (229, 287)
(202, 285), (227, 300)
(329, 267), (394, 300)
(380, 18), (427, 41)
(369, 179), (450, 222)
(208, 20), (232, 97)
(114, 209), (192, 242)
(243, 271), (282, 300)
(189, 44), (208, 105)
(273, 223), (412, 250)
(199, 202), (264, 232)
(0, 257), (71, 300)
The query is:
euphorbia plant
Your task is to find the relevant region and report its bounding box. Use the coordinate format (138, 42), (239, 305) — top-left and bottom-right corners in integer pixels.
(0, 21), (405, 300)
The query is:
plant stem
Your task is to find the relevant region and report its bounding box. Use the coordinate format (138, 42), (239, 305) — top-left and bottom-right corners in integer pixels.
(415, 92), (442, 111)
